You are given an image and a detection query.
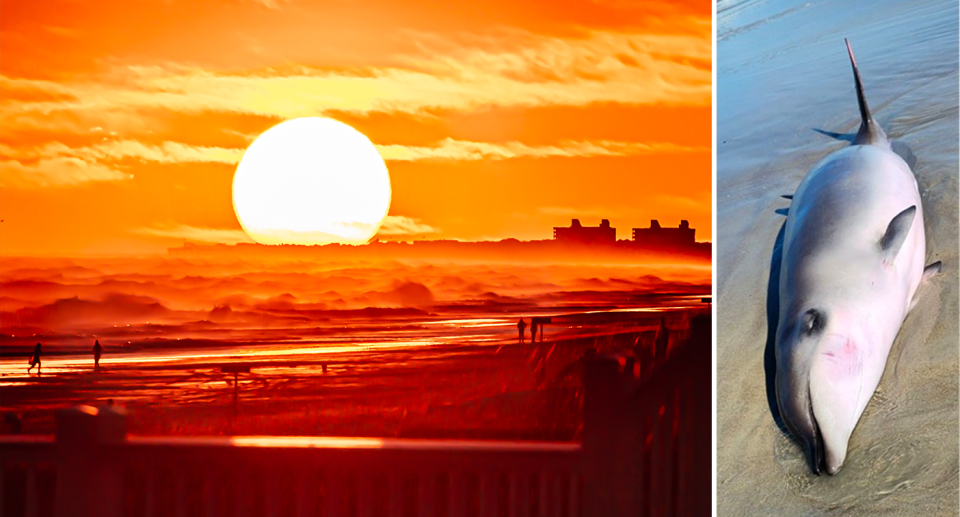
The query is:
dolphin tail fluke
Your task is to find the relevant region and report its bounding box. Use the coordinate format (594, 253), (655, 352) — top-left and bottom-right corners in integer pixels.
(845, 38), (889, 147)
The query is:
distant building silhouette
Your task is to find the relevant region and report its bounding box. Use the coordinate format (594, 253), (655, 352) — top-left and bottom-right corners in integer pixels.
(553, 219), (616, 245)
(632, 220), (696, 247)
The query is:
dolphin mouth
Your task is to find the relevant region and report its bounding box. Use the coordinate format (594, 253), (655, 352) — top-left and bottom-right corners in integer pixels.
(808, 387), (827, 475)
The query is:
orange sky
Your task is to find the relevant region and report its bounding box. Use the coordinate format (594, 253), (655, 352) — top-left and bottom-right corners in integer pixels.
(0, 0), (711, 256)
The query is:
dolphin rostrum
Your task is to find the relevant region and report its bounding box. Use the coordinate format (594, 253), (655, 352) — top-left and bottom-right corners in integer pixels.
(774, 39), (940, 475)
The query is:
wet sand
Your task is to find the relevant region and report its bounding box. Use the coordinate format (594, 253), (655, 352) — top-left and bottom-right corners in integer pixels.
(2, 306), (707, 440)
(717, 0), (958, 515)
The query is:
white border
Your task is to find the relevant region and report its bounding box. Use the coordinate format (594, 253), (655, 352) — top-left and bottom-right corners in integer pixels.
(710, 0), (719, 514)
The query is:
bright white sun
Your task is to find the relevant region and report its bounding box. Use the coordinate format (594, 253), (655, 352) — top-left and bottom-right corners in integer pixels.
(232, 117), (391, 245)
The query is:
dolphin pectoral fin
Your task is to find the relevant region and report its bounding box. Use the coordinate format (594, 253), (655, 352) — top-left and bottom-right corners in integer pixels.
(923, 261), (942, 280)
(879, 205), (917, 261)
(776, 196), (792, 215)
(909, 261), (943, 312)
(812, 127), (855, 142)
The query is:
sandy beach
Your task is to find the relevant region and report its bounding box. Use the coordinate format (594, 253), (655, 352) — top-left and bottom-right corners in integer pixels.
(1, 252), (709, 440)
(717, 0), (959, 515)
(1, 306), (708, 440)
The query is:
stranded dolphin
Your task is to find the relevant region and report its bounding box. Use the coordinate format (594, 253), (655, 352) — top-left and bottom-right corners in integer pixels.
(774, 39), (940, 475)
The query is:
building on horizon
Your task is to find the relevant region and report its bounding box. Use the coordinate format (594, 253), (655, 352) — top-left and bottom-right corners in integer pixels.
(553, 219), (616, 245)
(632, 220), (696, 247)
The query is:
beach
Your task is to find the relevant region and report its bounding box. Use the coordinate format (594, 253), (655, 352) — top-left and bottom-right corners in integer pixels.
(716, 0), (959, 515)
(1, 253), (709, 439)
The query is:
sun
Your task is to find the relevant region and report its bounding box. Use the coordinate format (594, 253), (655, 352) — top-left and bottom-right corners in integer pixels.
(232, 117), (391, 245)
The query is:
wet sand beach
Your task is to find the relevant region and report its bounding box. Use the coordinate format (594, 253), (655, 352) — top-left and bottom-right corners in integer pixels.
(2, 297), (708, 440)
(717, 0), (958, 515)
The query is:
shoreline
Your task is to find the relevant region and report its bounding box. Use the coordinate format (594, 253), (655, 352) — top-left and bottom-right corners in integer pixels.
(2, 308), (707, 441)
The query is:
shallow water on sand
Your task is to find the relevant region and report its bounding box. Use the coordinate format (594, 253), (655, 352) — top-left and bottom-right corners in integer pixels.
(717, 0), (958, 515)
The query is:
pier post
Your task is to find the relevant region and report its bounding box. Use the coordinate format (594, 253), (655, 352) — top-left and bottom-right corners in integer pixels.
(54, 405), (127, 517)
(582, 354), (631, 516)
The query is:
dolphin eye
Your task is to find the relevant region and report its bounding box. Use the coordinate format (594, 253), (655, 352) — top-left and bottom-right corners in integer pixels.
(802, 309), (825, 335)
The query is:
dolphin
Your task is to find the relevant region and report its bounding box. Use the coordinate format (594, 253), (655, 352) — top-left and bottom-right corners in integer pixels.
(774, 39), (940, 475)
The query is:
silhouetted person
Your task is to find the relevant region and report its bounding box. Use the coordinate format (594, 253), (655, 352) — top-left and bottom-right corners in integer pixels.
(93, 340), (102, 372)
(322, 362), (328, 374)
(27, 342), (41, 373)
(517, 318), (527, 343)
(530, 321), (538, 343)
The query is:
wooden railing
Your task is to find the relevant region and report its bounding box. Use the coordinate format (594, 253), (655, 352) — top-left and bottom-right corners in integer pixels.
(583, 314), (711, 517)
(1, 315), (710, 517)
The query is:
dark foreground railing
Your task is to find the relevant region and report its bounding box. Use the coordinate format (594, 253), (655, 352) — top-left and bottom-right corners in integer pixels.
(1, 315), (710, 517)
(583, 315), (711, 517)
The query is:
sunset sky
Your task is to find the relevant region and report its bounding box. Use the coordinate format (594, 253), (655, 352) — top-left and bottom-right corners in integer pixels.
(1, 0), (711, 256)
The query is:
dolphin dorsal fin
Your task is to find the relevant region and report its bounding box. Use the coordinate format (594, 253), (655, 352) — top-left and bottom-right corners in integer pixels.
(845, 39), (889, 148)
(880, 205), (916, 261)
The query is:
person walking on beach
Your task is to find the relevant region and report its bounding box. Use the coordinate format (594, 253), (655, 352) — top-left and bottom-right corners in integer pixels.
(517, 318), (527, 343)
(530, 319), (538, 343)
(93, 340), (102, 373)
(27, 342), (42, 373)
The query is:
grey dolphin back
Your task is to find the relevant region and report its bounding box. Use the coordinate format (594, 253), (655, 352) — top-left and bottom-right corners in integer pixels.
(845, 38), (889, 148)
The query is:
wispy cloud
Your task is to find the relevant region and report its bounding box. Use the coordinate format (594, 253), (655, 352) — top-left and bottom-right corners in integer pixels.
(1, 29), (710, 134)
(133, 224), (254, 244)
(0, 157), (131, 187)
(376, 138), (706, 161)
(91, 140), (244, 164)
(1, 133), (702, 187)
(3, 140), (243, 165)
(377, 215), (439, 236)
(1, 140), (242, 186)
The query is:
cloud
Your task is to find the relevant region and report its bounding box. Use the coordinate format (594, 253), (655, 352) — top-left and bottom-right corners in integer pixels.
(0, 134), (703, 188)
(376, 138), (706, 161)
(0, 157), (131, 187)
(91, 140), (244, 164)
(133, 224), (254, 244)
(0, 28), (710, 133)
(3, 140), (243, 165)
(0, 140), (241, 186)
(377, 215), (440, 236)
